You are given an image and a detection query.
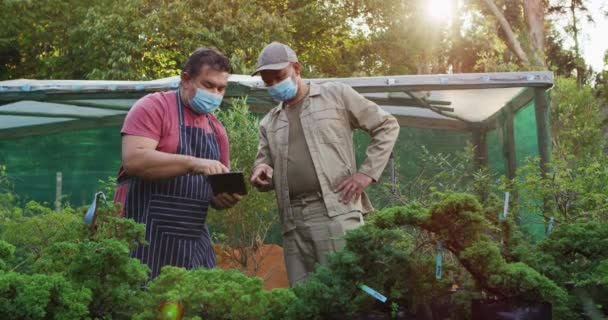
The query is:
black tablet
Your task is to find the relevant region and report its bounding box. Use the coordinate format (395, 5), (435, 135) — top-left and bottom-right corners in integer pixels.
(207, 171), (248, 196)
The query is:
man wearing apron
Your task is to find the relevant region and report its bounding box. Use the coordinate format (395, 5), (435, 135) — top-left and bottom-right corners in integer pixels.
(115, 48), (241, 278)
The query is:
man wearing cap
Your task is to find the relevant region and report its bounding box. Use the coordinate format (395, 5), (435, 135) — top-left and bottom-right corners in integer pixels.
(250, 42), (400, 286)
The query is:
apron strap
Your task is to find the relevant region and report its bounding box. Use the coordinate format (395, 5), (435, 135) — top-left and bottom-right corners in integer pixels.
(176, 88), (220, 161)
(176, 89), (185, 127)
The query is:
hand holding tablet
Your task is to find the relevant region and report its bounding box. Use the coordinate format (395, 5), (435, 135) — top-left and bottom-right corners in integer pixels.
(207, 171), (248, 196)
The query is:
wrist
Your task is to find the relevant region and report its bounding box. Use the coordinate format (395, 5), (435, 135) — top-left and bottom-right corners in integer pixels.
(357, 172), (374, 184)
(184, 155), (196, 173)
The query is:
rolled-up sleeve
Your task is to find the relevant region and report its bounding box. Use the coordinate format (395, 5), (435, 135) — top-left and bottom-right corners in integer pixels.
(341, 84), (400, 181)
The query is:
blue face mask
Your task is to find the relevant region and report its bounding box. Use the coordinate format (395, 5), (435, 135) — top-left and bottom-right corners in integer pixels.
(188, 87), (223, 114)
(268, 76), (298, 102)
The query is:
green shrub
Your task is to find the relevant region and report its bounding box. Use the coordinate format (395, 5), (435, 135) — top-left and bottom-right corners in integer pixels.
(0, 270), (91, 320)
(135, 267), (295, 320)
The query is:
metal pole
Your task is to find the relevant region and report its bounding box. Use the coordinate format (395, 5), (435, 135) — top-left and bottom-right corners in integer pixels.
(55, 171), (62, 212)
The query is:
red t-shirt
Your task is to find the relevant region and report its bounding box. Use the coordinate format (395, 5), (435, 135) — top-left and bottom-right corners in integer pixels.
(115, 91), (230, 206)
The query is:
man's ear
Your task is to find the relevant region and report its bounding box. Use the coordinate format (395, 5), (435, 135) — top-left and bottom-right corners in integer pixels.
(292, 62), (302, 77)
(180, 72), (191, 88)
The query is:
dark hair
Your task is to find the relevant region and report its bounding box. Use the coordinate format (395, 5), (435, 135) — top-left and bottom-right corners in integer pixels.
(182, 47), (231, 77)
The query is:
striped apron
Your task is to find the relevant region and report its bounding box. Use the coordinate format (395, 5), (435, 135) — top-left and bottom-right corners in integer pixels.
(122, 89), (219, 278)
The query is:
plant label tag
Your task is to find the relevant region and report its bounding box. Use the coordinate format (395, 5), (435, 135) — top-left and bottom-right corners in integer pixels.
(546, 217), (554, 235)
(358, 284), (387, 303)
(436, 242), (443, 280)
(502, 191), (510, 220)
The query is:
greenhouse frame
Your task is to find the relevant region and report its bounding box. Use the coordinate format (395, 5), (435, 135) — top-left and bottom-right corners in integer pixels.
(0, 71), (553, 176)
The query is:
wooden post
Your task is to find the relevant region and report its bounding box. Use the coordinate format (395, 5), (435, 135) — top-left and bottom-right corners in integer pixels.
(472, 126), (488, 170)
(534, 88), (551, 177)
(504, 106), (517, 182)
(534, 88), (551, 217)
(55, 171), (62, 212)
(472, 125), (488, 202)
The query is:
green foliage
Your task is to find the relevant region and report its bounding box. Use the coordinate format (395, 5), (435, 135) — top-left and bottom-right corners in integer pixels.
(34, 239), (148, 319)
(365, 138), (494, 210)
(0, 271), (91, 320)
(551, 77), (605, 159)
(528, 222), (608, 287)
(0, 165), (21, 223)
(136, 267), (295, 320)
(512, 78), (608, 226)
(0, 181), (149, 319)
(2, 0), (582, 82)
(209, 99), (277, 273)
(0, 241), (14, 272)
(0, 0), (354, 80)
(31, 203), (148, 319)
(286, 265), (357, 320)
(371, 193), (571, 318)
(515, 156), (608, 224)
(287, 216), (458, 319)
(1, 206), (82, 273)
(97, 177), (118, 204)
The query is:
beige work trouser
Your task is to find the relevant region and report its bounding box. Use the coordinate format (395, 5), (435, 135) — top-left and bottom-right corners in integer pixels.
(283, 194), (363, 287)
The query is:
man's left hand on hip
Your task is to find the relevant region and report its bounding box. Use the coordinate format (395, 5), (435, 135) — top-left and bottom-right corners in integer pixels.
(335, 173), (373, 204)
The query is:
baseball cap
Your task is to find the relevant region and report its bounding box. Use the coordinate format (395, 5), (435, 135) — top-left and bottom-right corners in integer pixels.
(252, 42), (298, 76)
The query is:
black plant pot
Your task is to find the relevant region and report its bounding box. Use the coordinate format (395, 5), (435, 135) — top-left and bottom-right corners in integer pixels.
(472, 299), (552, 320)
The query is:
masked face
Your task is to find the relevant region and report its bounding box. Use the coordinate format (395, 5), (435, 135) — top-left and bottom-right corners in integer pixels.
(188, 86), (223, 114)
(260, 64), (301, 103)
(267, 75), (297, 102)
(181, 65), (229, 114)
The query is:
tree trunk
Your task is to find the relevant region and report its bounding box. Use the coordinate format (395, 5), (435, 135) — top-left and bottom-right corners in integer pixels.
(523, 0), (547, 68)
(570, 1), (585, 86)
(481, 0), (530, 65)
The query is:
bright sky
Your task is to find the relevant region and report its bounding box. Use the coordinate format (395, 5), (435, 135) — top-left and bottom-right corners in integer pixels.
(548, 0), (608, 72)
(422, 0), (608, 72)
(361, 0), (608, 72)
(579, 0), (608, 71)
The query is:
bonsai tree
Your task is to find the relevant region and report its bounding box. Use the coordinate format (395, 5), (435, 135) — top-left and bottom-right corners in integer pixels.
(288, 192), (575, 320)
(373, 193), (570, 317)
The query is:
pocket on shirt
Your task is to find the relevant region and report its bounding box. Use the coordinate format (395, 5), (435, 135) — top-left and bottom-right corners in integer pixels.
(311, 108), (346, 144)
(267, 124), (288, 152)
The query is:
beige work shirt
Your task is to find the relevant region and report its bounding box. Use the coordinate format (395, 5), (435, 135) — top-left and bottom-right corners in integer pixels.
(253, 82), (400, 233)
